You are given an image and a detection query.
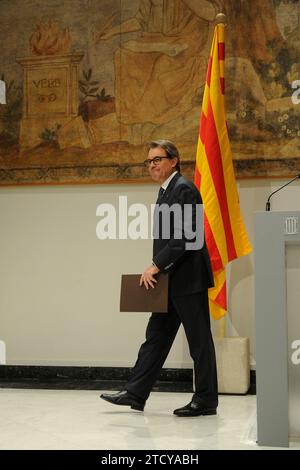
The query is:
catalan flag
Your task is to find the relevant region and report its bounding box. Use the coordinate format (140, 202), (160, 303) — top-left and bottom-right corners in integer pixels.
(194, 22), (252, 320)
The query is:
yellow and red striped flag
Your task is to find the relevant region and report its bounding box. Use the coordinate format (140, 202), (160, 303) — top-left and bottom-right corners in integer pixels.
(194, 22), (252, 320)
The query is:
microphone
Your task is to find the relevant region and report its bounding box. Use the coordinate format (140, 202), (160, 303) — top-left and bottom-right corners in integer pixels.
(266, 173), (300, 211)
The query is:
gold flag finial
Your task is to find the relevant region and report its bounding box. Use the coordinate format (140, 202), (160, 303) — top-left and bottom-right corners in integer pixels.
(215, 13), (227, 25)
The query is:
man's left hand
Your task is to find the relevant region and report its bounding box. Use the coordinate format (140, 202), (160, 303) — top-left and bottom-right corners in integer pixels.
(140, 265), (160, 290)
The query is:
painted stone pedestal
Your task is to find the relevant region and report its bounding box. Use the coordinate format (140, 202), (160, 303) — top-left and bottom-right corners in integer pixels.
(16, 52), (83, 148)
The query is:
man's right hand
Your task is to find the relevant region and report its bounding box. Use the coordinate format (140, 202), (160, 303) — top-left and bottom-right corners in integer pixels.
(140, 264), (160, 290)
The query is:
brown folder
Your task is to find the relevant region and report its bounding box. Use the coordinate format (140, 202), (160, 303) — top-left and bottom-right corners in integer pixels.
(120, 274), (169, 313)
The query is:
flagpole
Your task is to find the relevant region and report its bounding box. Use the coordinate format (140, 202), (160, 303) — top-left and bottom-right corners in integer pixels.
(215, 11), (227, 339)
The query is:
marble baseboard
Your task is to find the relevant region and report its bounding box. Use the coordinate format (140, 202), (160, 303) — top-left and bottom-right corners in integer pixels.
(0, 366), (256, 394)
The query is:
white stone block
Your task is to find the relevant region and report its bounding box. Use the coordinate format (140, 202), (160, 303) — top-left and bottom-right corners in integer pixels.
(214, 337), (250, 394)
(0, 340), (6, 364)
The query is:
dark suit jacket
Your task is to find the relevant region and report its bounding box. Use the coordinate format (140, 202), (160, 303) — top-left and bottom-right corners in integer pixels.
(152, 172), (214, 298)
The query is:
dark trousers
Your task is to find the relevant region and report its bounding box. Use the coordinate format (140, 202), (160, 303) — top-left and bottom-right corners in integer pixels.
(126, 290), (218, 404)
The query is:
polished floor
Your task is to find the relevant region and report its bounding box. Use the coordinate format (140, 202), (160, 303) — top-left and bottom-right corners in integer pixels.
(0, 389), (299, 450)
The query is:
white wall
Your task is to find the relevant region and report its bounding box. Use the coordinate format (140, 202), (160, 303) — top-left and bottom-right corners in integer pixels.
(0, 179), (299, 368)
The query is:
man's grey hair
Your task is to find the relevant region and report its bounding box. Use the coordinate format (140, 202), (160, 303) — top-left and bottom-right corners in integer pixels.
(148, 140), (181, 172)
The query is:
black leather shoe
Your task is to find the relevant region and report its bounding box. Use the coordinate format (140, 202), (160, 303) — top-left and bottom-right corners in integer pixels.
(173, 400), (217, 417)
(100, 390), (145, 411)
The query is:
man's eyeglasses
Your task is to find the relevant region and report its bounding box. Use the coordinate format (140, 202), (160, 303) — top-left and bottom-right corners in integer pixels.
(143, 156), (170, 167)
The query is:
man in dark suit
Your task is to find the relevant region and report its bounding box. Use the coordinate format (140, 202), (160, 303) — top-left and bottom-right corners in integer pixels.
(101, 140), (218, 416)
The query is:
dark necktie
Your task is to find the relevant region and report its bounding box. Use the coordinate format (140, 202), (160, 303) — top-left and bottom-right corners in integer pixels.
(153, 187), (165, 239)
(157, 187), (165, 203)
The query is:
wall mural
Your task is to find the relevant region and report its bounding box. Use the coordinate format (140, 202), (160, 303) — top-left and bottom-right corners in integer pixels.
(0, 0), (299, 185)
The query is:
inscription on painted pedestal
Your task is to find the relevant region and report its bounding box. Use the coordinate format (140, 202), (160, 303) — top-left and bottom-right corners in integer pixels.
(27, 68), (67, 115)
